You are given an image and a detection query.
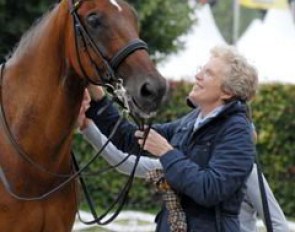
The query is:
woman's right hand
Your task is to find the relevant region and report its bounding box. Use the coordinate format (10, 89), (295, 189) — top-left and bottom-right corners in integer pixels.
(87, 84), (105, 101)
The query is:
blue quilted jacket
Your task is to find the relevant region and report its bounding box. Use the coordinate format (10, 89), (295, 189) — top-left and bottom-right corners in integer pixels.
(87, 97), (255, 232)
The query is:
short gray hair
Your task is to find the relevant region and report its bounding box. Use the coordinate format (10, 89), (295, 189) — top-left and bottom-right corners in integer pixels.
(210, 45), (258, 102)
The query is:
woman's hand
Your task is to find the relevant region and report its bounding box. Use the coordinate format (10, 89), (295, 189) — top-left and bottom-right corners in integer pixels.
(135, 128), (173, 157)
(77, 88), (92, 130)
(87, 84), (105, 101)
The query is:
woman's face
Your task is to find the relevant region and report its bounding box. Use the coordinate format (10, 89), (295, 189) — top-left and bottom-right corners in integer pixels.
(188, 56), (232, 113)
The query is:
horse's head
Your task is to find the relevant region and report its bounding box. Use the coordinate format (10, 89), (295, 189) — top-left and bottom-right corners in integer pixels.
(65, 0), (167, 119)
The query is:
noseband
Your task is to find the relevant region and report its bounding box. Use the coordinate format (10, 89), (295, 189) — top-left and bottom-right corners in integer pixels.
(69, 0), (149, 85)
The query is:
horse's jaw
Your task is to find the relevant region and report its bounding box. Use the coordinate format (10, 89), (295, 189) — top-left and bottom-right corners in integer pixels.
(129, 97), (157, 120)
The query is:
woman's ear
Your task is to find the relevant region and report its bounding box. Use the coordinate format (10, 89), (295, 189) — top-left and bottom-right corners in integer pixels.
(221, 90), (233, 102)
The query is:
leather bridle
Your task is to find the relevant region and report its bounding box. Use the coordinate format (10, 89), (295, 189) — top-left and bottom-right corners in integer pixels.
(69, 0), (149, 86)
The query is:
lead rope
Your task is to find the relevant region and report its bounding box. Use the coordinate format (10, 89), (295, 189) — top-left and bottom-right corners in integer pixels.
(75, 118), (152, 225)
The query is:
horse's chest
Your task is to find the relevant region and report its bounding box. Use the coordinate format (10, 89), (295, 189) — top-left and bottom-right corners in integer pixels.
(0, 185), (77, 232)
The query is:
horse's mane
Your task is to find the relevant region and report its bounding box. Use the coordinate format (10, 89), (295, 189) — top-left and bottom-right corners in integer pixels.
(9, 5), (58, 60)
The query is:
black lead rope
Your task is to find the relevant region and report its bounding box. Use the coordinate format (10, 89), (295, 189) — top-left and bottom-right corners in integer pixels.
(74, 116), (152, 225)
(74, 145), (147, 225)
(72, 152), (99, 220)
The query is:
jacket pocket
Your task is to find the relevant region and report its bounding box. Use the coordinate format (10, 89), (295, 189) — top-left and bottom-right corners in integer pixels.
(189, 143), (211, 167)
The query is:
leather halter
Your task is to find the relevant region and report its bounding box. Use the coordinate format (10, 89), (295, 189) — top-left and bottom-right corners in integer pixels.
(69, 0), (149, 85)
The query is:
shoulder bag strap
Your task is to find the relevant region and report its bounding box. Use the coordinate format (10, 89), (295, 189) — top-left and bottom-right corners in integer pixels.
(255, 154), (274, 232)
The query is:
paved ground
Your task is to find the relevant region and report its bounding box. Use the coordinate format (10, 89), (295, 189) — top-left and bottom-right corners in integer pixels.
(73, 211), (155, 232)
(73, 210), (295, 232)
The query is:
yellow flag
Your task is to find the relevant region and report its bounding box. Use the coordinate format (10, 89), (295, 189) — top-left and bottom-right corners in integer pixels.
(239, 0), (288, 9)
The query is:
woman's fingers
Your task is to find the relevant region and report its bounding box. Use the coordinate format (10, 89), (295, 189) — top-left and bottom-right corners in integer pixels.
(135, 129), (173, 156)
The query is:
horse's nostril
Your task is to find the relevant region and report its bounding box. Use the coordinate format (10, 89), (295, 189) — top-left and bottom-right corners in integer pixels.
(140, 83), (154, 98)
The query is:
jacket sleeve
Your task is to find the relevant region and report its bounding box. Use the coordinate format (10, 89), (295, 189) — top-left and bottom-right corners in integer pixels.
(86, 97), (140, 154)
(82, 121), (162, 178)
(160, 119), (255, 207)
(244, 164), (290, 232)
(86, 96), (184, 155)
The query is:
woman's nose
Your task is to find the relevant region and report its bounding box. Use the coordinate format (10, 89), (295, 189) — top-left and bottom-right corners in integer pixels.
(195, 71), (202, 81)
(195, 66), (203, 80)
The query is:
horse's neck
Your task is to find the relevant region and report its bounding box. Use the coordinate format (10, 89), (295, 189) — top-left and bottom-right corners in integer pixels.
(2, 4), (84, 168)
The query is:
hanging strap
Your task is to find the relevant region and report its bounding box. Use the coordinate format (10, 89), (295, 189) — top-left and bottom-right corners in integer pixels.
(255, 154), (274, 232)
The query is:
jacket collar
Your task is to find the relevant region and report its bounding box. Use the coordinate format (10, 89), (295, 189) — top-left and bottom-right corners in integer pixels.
(192, 100), (248, 134)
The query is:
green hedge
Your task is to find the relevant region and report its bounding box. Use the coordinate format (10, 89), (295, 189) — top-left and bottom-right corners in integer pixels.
(73, 81), (295, 217)
(251, 83), (295, 217)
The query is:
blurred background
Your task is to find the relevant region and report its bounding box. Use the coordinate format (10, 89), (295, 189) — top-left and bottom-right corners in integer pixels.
(1, 0), (294, 231)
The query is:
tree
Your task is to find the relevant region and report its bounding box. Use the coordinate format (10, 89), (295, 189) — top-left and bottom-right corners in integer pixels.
(128, 0), (195, 61)
(0, 0), (53, 61)
(0, 0), (195, 62)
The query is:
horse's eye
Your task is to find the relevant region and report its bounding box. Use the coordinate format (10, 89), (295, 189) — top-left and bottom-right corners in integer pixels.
(86, 13), (101, 29)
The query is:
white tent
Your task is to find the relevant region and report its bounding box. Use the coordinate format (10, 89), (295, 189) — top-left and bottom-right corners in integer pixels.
(157, 4), (226, 81)
(237, 8), (295, 83)
(157, 5), (295, 84)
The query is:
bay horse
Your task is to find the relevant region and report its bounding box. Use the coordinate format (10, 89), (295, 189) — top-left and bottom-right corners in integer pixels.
(0, 0), (167, 231)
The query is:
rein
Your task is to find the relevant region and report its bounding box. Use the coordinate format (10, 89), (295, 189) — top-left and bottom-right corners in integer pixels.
(74, 121), (152, 225)
(0, 65), (125, 200)
(0, 73), (128, 201)
(0, 65), (72, 178)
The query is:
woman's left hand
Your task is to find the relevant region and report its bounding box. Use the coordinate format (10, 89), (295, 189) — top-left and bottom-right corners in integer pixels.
(77, 88), (92, 130)
(135, 128), (173, 157)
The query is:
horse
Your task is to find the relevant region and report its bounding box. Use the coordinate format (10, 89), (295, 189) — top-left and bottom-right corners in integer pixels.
(0, 0), (167, 231)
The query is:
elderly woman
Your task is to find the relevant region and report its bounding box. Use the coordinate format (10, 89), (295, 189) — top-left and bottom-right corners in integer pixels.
(84, 45), (259, 232)
(80, 119), (289, 232)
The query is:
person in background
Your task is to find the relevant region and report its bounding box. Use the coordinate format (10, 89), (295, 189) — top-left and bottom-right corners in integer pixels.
(84, 45), (258, 232)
